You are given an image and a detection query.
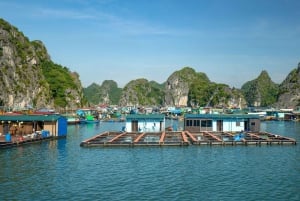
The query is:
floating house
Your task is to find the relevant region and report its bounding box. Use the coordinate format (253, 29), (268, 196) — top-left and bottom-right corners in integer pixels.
(0, 115), (68, 138)
(125, 114), (165, 132)
(184, 114), (260, 132)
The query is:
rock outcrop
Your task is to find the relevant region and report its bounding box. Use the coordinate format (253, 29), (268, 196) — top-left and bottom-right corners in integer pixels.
(276, 63), (300, 109)
(84, 66), (247, 108)
(119, 78), (164, 106)
(0, 19), (52, 109)
(0, 18), (84, 111)
(164, 67), (246, 108)
(164, 67), (205, 106)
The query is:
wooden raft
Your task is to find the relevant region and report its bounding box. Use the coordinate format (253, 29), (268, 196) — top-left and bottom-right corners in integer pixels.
(80, 131), (296, 147)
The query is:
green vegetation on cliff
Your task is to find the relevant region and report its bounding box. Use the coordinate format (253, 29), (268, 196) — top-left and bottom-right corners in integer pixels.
(241, 70), (279, 107)
(84, 83), (102, 105)
(0, 18), (84, 110)
(41, 61), (81, 108)
(119, 79), (164, 106)
(165, 67), (239, 107)
(276, 63), (300, 108)
(84, 80), (122, 105)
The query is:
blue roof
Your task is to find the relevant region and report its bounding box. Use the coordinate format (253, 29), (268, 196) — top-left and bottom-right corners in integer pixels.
(184, 114), (260, 120)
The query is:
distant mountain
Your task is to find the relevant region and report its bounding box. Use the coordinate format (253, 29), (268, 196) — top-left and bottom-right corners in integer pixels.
(83, 83), (102, 105)
(119, 78), (164, 106)
(84, 65), (300, 109)
(165, 67), (246, 108)
(85, 67), (246, 108)
(2, 18), (299, 110)
(83, 80), (122, 105)
(276, 63), (300, 109)
(164, 67), (210, 106)
(241, 70), (279, 107)
(0, 18), (84, 110)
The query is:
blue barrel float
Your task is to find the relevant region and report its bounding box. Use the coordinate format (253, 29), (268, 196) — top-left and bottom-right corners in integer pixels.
(42, 130), (46, 138)
(41, 130), (50, 138)
(5, 133), (11, 142)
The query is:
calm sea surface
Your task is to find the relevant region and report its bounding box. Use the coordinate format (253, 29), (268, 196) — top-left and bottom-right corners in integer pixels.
(0, 121), (299, 201)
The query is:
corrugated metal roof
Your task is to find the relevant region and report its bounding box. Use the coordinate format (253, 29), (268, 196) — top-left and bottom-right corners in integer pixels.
(184, 114), (260, 119)
(126, 114), (165, 120)
(0, 115), (63, 122)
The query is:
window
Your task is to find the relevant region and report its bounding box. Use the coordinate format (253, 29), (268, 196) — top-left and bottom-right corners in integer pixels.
(186, 120), (193, 126)
(193, 120), (200, 126)
(207, 120), (212, 127)
(201, 120), (212, 127)
(236, 121), (240, 126)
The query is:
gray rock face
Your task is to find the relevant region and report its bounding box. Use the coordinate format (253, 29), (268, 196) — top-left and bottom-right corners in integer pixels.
(119, 79), (164, 106)
(164, 67), (246, 108)
(276, 63), (300, 109)
(0, 19), (84, 111)
(0, 19), (52, 109)
(164, 73), (189, 106)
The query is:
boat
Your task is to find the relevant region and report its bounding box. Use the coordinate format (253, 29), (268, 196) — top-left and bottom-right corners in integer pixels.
(79, 115), (100, 124)
(77, 109), (100, 124)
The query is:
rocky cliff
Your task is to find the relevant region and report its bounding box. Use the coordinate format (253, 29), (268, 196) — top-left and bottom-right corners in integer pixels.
(119, 78), (164, 106)
(0, 19), (52, 109)
(4, 18), (298, 110)
(0, 18), (84, 111)
(164, 67), (208, 106)
(165, 67), (246, 108)
(83, 64), (300, 109)
(276, 63), (300, 109)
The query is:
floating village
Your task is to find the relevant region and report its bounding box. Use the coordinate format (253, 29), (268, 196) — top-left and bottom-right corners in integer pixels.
(0, 105), (297, 149)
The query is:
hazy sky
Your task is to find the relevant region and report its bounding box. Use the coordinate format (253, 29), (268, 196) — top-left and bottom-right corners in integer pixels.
(1, 0), (300, 88)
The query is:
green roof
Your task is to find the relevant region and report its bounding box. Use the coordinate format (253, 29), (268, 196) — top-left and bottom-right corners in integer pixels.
(185, 114), (260, 119)
(0, 115), (64, 122)
(126, 114), (165, 120)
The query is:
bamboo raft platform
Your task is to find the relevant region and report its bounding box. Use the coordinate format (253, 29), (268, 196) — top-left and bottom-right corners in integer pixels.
(80, 131), (297, 147)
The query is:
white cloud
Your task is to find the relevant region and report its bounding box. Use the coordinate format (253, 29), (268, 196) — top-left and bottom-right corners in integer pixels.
(35, 8), (95, 20)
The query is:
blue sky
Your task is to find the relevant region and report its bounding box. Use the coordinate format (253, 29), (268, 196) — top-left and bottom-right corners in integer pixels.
(1, 0), (300, 88)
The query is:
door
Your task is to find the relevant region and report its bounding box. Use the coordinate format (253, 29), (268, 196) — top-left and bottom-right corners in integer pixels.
(131, 120), (138, 132)
(244, 120), (249, 131)
(217, 120), (223, 132)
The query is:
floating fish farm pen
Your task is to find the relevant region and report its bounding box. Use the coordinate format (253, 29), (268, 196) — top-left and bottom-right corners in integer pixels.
(80, 131), (189, 147)
(80, 114), (296, 147)
(186, 131), (296, 146)
(80, 131), (296, 147)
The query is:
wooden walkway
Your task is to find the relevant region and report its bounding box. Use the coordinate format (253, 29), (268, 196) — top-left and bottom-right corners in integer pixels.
(80, 131), (297, 147)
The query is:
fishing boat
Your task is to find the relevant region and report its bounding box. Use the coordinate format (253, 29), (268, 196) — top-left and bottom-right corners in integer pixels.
(77, 109), (100, 124)
(79, 114), (100, 124)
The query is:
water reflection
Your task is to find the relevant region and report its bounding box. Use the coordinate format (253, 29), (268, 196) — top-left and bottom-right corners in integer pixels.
(0, 121), (299, 201)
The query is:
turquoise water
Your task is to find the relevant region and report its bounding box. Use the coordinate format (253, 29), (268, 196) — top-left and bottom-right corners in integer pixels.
(0, 121), (299, 201)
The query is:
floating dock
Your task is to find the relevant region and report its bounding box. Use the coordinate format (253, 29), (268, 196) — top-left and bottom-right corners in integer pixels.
(80, 131), (297, 147)
(0, 134), (53, 149)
